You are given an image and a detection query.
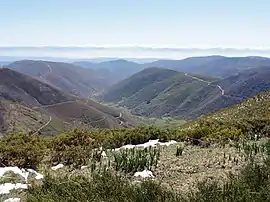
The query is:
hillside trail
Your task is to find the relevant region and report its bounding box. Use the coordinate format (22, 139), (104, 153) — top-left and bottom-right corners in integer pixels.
(33, 100), (76, 110)
(33, 116), (52, 135)
(185, 73), (223, 96)
(47, 64), (52, 73)
(85, 97), (124, 126)
(184, 73), (246, 101)
(118, 112), (123, 125)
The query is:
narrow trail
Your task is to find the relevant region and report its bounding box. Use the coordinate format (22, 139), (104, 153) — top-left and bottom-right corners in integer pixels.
(217, 85), (225, 95)
(37, 63), (53, 84)
(33, 116), (52, 135)
(47, 64), (52, 73)
(118, 112), (122, 118)
(184, 73), (211, 85)
(184, 73), (244, 101)
(33, 98), (125, 128)
(118, 112), (123, 125)
(33, 100), (75, 110)
(185, 73), (225, 95)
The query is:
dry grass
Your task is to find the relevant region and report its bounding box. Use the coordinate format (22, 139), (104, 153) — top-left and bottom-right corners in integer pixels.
(152, 142), (266, 193)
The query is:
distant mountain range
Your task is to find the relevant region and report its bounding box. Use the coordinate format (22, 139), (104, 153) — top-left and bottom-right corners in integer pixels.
(143, 56), (270, 78)
(3, 56), (270, 81)
(2, 55), (270, 129)
(6, 60), (109, 98)
(73, 59), (145, 83)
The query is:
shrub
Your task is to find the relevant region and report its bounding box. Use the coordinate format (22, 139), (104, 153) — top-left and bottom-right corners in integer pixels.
(50, 129), (96, 167)
(176, 145), (184, 157)
(0, 134), (47, 169)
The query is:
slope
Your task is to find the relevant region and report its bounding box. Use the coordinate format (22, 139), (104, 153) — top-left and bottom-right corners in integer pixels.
(169, 66), (270, 119)
(101, 66), (270, 120)
(0, 68), (134, 136)
(7, 60), (109, 98)
(0, 68), (73, 107)
(181, 90), (270, 141)
(100, 68), (214, 118)
(101, 67), (179, 102)
(0, 99), (52, 136)
(122, 73), (210, 117)
(204, 91), (270, 122)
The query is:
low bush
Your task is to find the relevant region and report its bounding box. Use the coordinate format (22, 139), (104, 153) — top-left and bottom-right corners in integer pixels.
(0, 134), (47, 169)
(50, 129), (96, 167)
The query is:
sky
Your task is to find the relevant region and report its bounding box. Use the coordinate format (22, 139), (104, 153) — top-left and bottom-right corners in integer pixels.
(1, 0), (270, 58)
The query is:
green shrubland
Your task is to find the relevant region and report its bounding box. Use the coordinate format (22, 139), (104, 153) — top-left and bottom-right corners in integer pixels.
(1, 91), (270, 201)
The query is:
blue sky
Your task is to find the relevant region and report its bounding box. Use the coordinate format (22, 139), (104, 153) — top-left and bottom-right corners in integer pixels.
(1, 0), (270, 48)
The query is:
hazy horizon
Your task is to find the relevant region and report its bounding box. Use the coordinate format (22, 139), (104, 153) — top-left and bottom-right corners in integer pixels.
(2, 0), (270, 59)
(1, 46), (270, 60)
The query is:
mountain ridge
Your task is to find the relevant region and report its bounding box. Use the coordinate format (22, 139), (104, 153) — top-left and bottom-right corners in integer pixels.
(101, 66), (270, 120)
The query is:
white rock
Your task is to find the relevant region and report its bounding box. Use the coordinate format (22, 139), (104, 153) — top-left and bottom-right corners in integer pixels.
(134, 170), (154, 178)
(101, 151), (107, 157)
(0, 167), (29, 181)
(137, 139), (159, 148)
(4, 198), (21, 202)
(81, 166), (88, 170)
(0, 167), (43, 182)
(0, 183), (28, 194)
(114, 139), (177, 151)
(27, 169), (44, 180)
(121, 144), (136, 149)
(158, 140), (177, 146)
(51, 164), (64, 171)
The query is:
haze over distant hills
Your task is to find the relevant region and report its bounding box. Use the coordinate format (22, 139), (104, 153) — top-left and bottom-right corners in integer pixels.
(74, 59), (145, 83)
(1, 46), (270, 59)
(3, 55), (270, 80)
(145, 56), (270, 78)
(6, 60), (109, 98)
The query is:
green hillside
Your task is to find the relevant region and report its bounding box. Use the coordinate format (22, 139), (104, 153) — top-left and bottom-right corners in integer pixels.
(130, 73), (209, 117)
(180, 90), (270, 143)
(101, 67), (178, 102)
(101, 67), (218, 118)
(101, 66), (270, 120)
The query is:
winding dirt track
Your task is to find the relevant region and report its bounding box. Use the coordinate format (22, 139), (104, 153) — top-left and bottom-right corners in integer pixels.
(33, 116), (52, 135)
(184, 73), (225, 95)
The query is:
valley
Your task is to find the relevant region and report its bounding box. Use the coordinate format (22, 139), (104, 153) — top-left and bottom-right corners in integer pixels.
(1, 56), (270, 135)
(0, 56), (270, 202)
(2, 2), (270, 201)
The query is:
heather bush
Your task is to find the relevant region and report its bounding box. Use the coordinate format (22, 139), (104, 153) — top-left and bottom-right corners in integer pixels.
(0, 133), (47, 169)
